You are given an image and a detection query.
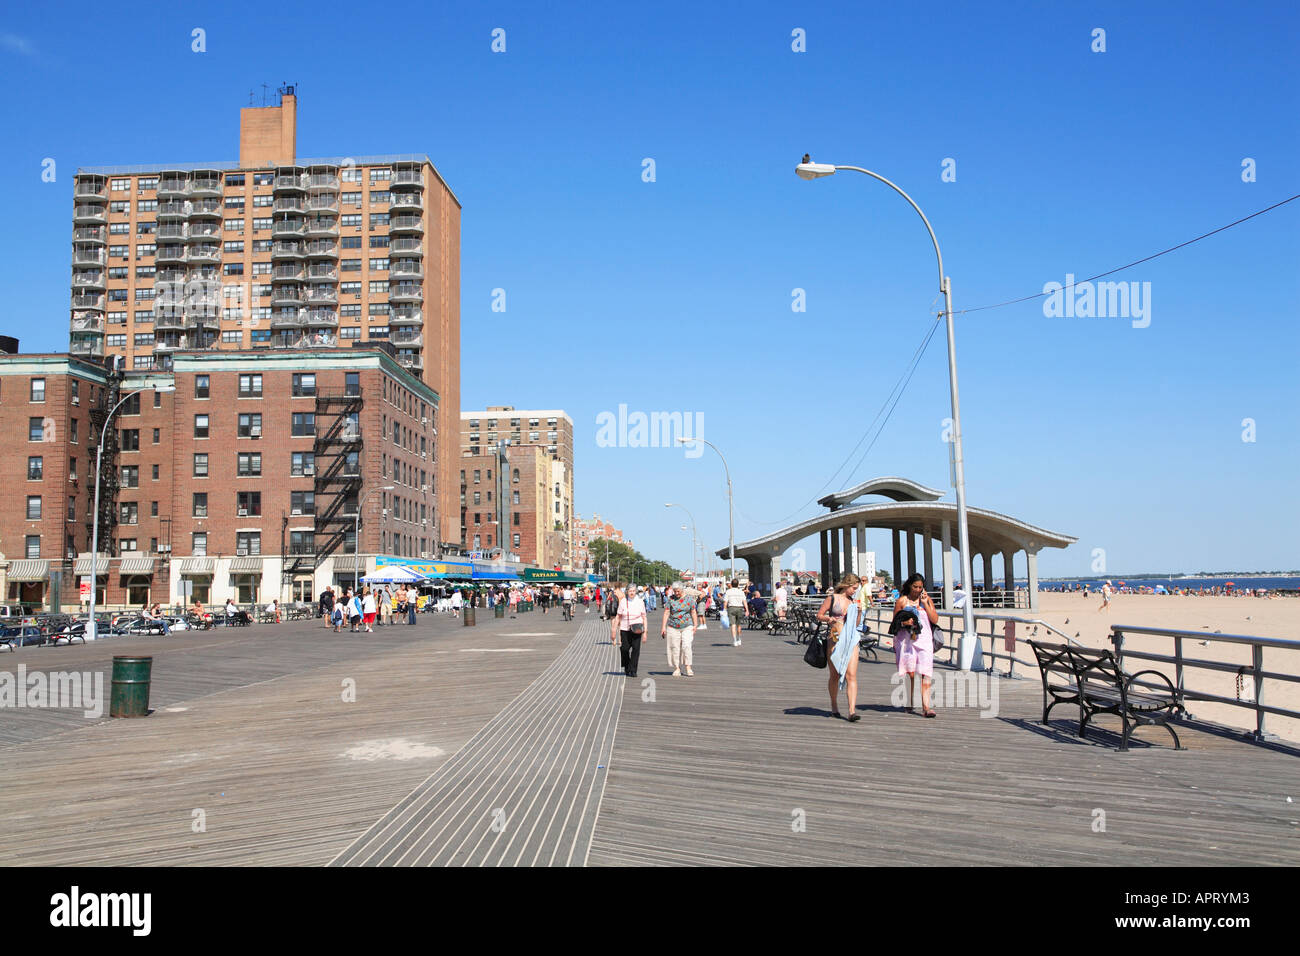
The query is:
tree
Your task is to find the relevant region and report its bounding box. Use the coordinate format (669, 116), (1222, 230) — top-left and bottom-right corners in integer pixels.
(587, 538), (681, 586)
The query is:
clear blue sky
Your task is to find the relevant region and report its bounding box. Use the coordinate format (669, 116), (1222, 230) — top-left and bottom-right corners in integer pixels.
(3, 1), (1297, 577)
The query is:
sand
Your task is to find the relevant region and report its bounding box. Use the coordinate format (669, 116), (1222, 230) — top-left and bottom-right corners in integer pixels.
(1016, 592), (1300, 744)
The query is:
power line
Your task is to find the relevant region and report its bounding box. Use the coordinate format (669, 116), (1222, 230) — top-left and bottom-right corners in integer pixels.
(954, 194), (1300, 316)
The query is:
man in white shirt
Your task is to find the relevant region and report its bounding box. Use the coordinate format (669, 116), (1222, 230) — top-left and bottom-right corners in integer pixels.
(774, 581), (788, 620)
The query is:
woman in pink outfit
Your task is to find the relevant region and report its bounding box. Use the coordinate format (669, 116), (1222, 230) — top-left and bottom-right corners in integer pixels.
(894, 573), (940, 717)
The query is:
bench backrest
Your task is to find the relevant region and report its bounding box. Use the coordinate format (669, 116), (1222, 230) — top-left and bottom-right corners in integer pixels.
(1065, 645), (1123, 686)
(1027, 640), (1077, 685)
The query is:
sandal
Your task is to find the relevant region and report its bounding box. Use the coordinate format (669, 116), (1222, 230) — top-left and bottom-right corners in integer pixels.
(923, 709), (937, 718)
(830, 711), (843, 719)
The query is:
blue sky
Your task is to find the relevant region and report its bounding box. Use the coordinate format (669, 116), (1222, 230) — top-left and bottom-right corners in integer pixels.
(3, 0), (1297, 577)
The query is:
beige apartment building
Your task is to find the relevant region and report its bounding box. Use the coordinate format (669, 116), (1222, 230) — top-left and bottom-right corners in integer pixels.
(68, 90), (461, 546)
(460, 406), (573, 566)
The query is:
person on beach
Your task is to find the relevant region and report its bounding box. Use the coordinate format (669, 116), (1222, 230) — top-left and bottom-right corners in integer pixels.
(1099, 581), (1113, 612)
(612, 582), (648, 678)
(724, 578), (746, 647)
(893, 573), (939, 717)
(817, 574), (862, 721)
(661, 581), (699, 677)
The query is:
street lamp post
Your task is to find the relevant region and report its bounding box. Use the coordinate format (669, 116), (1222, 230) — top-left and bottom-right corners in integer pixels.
(664, 503), (698, 580)
(355, 484), (396, 594)
(677, 438), (735, 580)
(795, 157), (978, 669)
(87, 384), (174, 639)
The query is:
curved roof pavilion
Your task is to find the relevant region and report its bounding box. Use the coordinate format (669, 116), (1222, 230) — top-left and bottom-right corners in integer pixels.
(719, 476), (1075, 611)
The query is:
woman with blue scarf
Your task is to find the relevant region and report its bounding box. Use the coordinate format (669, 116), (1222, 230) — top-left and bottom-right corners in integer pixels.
(817, 574), (862, 721)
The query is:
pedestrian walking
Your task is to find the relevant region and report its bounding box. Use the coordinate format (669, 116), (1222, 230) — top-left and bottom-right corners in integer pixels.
(362, 587), (377, 633)
(319, 585), (334, 627)
(660, 581), (699, 677)
(724, 578), (747, 647)
(348, 590), (363, 632)
(612, 583), (648, 678)
(817, 573), (862, 721)
(407, 589), (418, 625)
(892, 573), (939, 717)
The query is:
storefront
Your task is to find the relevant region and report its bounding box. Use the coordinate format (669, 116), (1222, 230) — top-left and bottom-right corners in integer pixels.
(6, 559), (50, 607)
(178, 557), (214, 605)
(75, 554), (110, 606)
(228, 555), (263, 604)
(119, 556), (157, 607)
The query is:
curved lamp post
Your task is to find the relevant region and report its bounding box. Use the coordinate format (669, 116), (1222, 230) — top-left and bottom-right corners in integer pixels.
(795, 157), (977, 669)
(664, 502), (698, 581)
(676, 437), (734, 580)
(355, 484), (396, 594)
(88, 384), (174, 639)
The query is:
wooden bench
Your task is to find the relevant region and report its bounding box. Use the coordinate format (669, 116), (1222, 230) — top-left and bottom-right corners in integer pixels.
(1028, 640), (1184, 751)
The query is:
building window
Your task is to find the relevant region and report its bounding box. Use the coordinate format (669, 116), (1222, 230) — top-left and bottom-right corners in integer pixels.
(238, 374), (262, 397)
(513, 534), (521, 548)
(513, 469), (520, 483)
(194, 414), (210, 439)
(153, 428), (161, 444)
(236, 532), (261, 555)
(289, 531), (314, 555)
(193, 493), (208, 517)
(291, 413), (315, 437)
(70, 419), (79, 444)
(195, 375), (210, 398)
(193, 453), (209, 477)
(27, 456), (42, 480)
(28, 418), (43, 442)
(236, 491), (261, 516)
(120, 429), (140, 451)
(291, 452), (315, 476)
(30, 378), (45, 402)
(26, 496), (41, 520)
(25, 535), (40, 559)
(120, 465), (139, 488)
(237, 413), (262, 438)
(290, 491), (314, 515)
(192, 532), (207, 556)
(120, 502), (139, 525)
(152, 464), (160, 481)
(291, 373), (315, 397)
(237, 453), (262, 477)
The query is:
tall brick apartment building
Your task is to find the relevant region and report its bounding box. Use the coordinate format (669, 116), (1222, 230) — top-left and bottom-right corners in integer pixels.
(0, 347), (437, 609)
(68, 89), (460, 547)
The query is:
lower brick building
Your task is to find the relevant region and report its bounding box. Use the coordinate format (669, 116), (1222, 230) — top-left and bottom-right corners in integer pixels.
(459, 442), (567, 569)
(0, 345), (441, 610)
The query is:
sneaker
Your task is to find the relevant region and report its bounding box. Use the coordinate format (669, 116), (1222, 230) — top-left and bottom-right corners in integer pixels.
(685, 667), (694, 677)
(671, 668), (681, 677)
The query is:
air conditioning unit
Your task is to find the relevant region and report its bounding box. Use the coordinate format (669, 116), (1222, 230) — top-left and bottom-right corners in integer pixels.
(158, 544), (171, 552)
(291, 509), (302, 516)
(250, 427), (261, 438)
(420, 551), (428, 558)
(71, 397), (79, 406)
(236, 548), (248, 556)
(421, 417), (427, 425)
(421, 485), (428, 493)
(238, 508), (248, 516)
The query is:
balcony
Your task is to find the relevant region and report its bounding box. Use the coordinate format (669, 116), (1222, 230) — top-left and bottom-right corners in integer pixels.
(70, 338), (105, 357)
(157, 201), (188, 220)
(272, 241), (306, 259)
(74, 179), (108, 200)
(306, 195), (339, 213)
(272, 220), (307, 238)
(185, 223), (221, 241)
(158, 176), (188, 197)
(305, 240), (338, 258)
(273, 171), (307, 191)
(73, 226), (107, 244)
(389, 329), (422, 347)
(396, 353), (422, 370)
(186, 311), (220, 328)
(305, 309), (338, 326)
(156, 245), (186, 263)
(273, 332), (337, 349)
(189, 175), (222, 197)
(72, 248), (107, 267)
(390, 261), (423, 280)
(306, 173), (339, 192)
(389, 215), (423, 234)
(70, 315), (105, 333)
(188, 199), (222, 217)
(73, 204), (107, 224)
(389, 307), (422, 326)
(389, 283), (422, 303)
(389, 237), (423, 256)
(390, 192), (423, 214)
(187, 243), (220, 263)
(71, 293), (105, 310)
(71, 270), (105, 290)
(270, 288), (304, 308)
(305, 265), (338, 281)
(273, 265), (305, 280)
(271, 311), (309, 328)
(155, 311), (186, 331)
(305, 218), (339, 237)
(304, 287), (337, 304)
(273, 197), (305, 213)
(391, 169), (423, 187)
(156, 222), (187, 241)
(152, 336), (183, 352)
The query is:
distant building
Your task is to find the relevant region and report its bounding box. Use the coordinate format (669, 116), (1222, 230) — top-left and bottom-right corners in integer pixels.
(573, 513), (633, 573)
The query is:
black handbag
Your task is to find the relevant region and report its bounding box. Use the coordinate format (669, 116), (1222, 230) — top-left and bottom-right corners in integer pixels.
(804, 635), (828, 669)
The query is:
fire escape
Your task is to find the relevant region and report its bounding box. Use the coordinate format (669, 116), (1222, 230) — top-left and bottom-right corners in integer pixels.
(298, 386), (362, 574)
(85, 370), (124, 559)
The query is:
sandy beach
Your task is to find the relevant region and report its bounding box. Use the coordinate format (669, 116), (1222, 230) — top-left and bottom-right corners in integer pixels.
(1017, 592), (1300, 744)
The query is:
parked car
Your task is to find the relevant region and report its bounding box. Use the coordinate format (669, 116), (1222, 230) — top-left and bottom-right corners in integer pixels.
(110, 616), (166, 637)
(163, 616), (190, 631)
(0, 623), (47, 648)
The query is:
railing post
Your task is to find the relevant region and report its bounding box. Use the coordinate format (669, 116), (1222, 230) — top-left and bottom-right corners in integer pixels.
(1112, 628), (1124, 667)
(1173, 634), (1186, 716)
(1252, 643), (1266, 741)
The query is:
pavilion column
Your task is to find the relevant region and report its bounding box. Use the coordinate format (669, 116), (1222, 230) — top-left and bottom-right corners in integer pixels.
(923, 526), (934, 587)
(820, 530), (830, 590)
(830, 527), (841, 585)
(1027, 549), (1040, 612)
(855, 522), (868, 582)
(1003, 550), (1015, 606)
(906, 531), (917, 579)
(892, 529), (902, 591)
(983, 551), (994, 591)
(941, 520), (953, 610)
(770, 553), (782, 591)
(842, 527), (852, 575)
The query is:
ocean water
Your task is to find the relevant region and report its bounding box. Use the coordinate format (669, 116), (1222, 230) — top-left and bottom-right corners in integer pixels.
(1032, 576), (1300, 591)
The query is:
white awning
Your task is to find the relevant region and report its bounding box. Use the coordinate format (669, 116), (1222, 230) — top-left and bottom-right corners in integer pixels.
(6, 560), (50, 582)
(75, 554), (110, 575)
(228, 556), (264, 573)
(119, 556), (156, 575)
(179, 557), (215, 574)
(333, 555), (365, 572)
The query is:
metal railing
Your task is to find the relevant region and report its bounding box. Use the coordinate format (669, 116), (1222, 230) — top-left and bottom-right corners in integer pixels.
(1111, 624), (1300, 741)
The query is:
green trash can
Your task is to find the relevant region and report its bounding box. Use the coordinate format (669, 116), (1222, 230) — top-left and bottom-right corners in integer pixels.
(494, 603), (505, 619)
(463, 605), (477, 627)
(110, 656), (153, 718)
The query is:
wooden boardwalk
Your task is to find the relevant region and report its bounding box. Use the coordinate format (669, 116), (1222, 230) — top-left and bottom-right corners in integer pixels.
(1, 609), (1296, 866)
(331, 621), (620, 866)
